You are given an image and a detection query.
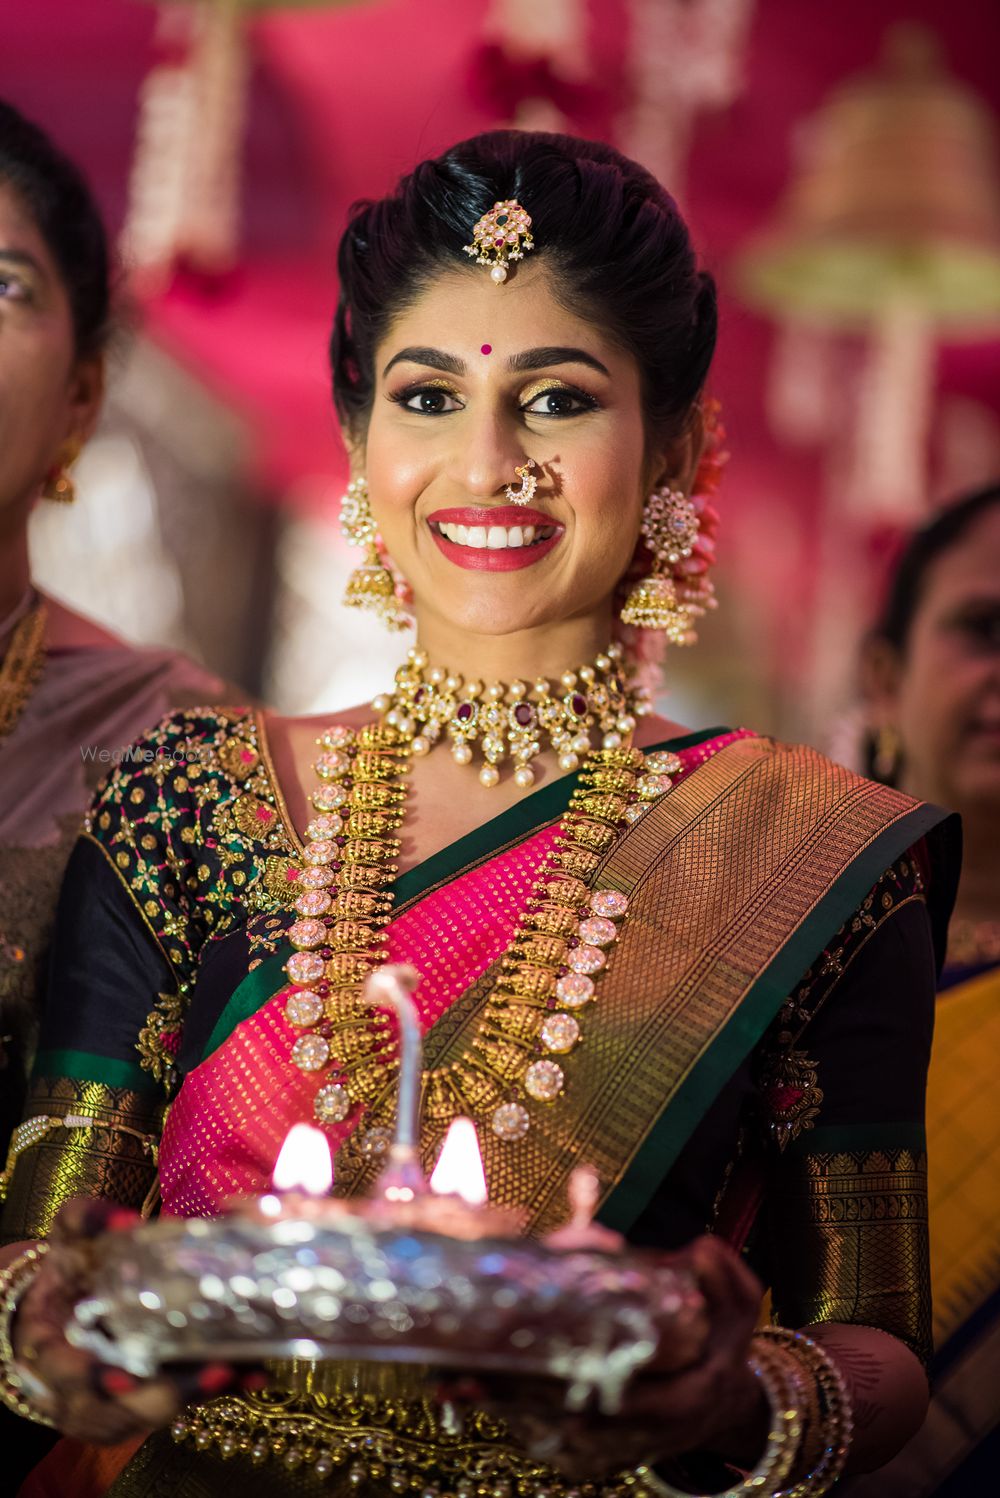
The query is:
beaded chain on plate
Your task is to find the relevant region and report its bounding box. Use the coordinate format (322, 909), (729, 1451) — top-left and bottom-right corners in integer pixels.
(169, 1384), (667, 1498)
(276, 654), (681, 1184)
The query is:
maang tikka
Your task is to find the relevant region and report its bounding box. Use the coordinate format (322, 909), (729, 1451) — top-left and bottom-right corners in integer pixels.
(340, 477), (409, 631)
(464, 200), (534, 284)
(620, 486), (711, 645)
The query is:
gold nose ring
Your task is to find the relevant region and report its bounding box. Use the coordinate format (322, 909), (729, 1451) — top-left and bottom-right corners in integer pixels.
(504, 459), (537, 506)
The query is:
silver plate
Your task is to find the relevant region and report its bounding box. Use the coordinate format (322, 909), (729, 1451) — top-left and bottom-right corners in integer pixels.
(69, 1211), (704, 1413)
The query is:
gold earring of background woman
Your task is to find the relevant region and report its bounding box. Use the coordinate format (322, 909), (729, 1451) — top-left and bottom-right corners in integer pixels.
(873, 723), (902, 783)
(42, 438), (82, 504)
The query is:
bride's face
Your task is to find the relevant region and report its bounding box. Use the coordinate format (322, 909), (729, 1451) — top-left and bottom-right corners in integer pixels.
(361, 262), (664, 642)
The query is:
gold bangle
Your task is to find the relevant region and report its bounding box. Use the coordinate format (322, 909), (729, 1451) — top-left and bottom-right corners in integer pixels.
(0, 1244), (57, 1427)
(632, 1342), (803, 1497)
(756, 1328), (853, 1497)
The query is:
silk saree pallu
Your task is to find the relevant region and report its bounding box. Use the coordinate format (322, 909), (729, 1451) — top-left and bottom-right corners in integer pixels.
(844, 960), (1000, 1498)
(17, 731), (954, 1498)
(158, 733), (948, 1230)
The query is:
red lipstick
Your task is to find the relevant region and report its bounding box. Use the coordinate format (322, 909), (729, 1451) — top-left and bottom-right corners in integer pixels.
(428, 506), (551, 527)
(426, 506), (564, 572)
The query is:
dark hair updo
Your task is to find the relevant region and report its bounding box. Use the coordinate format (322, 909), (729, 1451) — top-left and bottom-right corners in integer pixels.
(331, 131), (716, 442)
(0, 98), (111, 359)
(875, 481), (1000, 653)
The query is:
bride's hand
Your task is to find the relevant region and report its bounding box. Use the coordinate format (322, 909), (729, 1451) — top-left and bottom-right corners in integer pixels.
(437, 1236), (766, 1482)
(11, 1200), (265, 1444)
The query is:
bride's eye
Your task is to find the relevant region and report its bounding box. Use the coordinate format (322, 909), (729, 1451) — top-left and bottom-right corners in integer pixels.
(0, 272), (30, 303)
(392, 385), (462, 415)
(521, 387), (598, 417)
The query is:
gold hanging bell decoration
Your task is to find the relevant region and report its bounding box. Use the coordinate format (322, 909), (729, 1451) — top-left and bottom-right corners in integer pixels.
(737, 24), (1000, 330)
(735, 24), (1000, 518)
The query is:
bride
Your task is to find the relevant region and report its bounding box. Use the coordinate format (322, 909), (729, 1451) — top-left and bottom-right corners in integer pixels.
(1, 130), (957, 1497)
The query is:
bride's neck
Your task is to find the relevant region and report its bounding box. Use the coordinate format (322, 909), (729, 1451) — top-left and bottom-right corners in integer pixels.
(0, 526), (32, 646)
(411, 615), (616, 684)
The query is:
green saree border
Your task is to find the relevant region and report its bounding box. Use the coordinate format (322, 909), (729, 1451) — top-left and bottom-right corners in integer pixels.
(598, 800), (949, 1235)
(201, 730), (726, 1064)
(32, 1047), (158, 1096)
(394, 726), (725, 909)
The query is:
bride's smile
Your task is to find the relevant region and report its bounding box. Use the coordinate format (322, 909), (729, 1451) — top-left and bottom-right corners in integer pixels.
(427, 504), (564, 569)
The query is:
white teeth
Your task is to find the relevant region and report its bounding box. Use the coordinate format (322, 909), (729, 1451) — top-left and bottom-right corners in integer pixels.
(435, 520), (553, 549)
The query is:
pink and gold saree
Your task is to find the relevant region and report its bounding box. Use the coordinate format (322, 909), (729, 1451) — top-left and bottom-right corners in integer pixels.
(4, 710), (958, 1497)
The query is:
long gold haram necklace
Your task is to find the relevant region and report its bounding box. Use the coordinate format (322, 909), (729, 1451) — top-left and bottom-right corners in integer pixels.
(279, 648), (681, 1166)
(0, 598), (48, 743)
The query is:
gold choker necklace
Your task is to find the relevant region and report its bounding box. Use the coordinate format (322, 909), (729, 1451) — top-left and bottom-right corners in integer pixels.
(371, 643), (649, 789)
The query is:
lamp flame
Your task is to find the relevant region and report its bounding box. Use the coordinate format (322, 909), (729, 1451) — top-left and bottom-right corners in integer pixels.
(429, 1117), (488, 1206)
(272, 1123), (333, 1196)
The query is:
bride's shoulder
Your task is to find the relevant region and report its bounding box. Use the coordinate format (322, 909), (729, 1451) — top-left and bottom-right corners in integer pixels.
(126, 703), (259, 766)
(84, 705), (261, 824)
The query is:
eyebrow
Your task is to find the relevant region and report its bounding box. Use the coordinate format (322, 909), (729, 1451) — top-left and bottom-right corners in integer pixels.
(507, 345), (610, 377)
(0, 248), (44, 275)
(383, 346), (465, 378)
(381, 344), (610, 379)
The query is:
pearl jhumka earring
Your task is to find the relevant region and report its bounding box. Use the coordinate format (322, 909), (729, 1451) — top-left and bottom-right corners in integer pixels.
(340, 477), (409, 631)
(620, 486), (715, 644)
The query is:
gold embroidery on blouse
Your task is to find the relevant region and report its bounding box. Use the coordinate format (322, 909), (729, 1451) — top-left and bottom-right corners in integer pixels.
(218, 735), (260, 782)
(756, 856), (927, 1151)
(136, 989), (187, 1092)
(81, 710), (297, 1087)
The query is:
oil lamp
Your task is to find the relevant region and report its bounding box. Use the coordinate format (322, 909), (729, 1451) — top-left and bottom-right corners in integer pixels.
(68, 966), (706, 1415)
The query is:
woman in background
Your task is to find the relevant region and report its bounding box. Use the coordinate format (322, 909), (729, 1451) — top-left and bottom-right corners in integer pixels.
(855, 481), (1000, 1496)
(0, 98), (232, 1161)
(0, 94), (234, 1493)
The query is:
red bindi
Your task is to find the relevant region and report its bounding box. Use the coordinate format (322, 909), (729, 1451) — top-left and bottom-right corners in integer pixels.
(481, 344), (492, 355)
